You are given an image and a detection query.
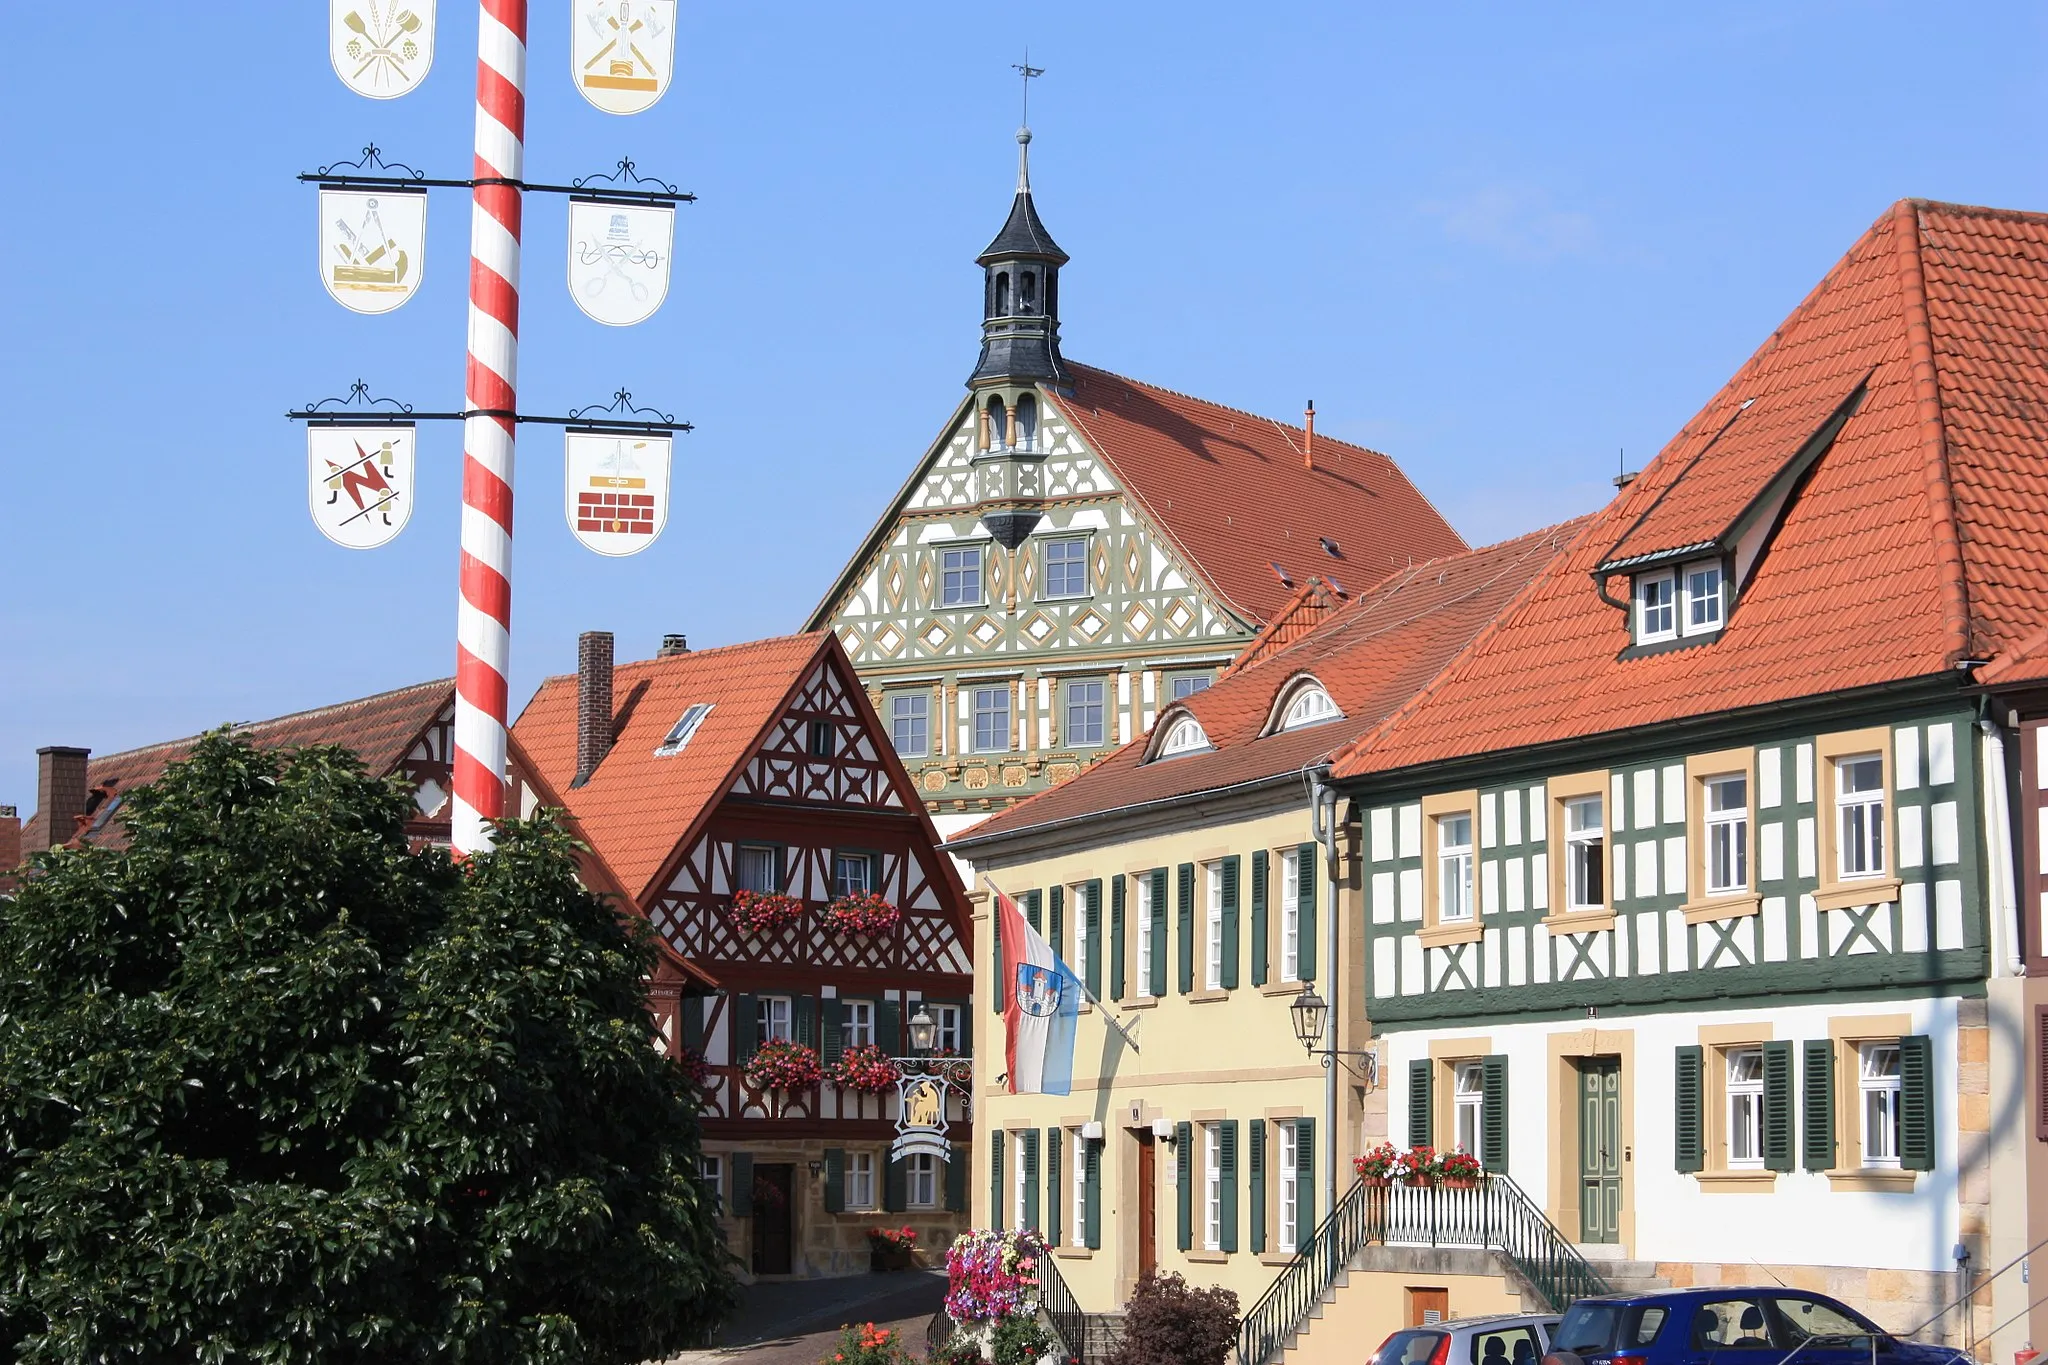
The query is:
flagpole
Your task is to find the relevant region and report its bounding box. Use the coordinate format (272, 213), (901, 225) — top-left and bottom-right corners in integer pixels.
(984, 875), (1142, 1055)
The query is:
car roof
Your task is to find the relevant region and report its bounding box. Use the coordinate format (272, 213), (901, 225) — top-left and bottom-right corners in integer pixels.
(1441, 1313), (1559, 1329)
(1572, 1287), (1825, 1305)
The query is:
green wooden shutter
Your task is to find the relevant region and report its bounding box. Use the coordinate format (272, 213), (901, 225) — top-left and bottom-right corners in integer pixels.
(1219, 1119), (1240, 1253)
(955, 998), (973, 1057)
(877, 997), (901, 1054)
(1802, 1040), (1836, 1171)
(1175, 1121), (1193, 1250)
(1251, 850), (1270, 987)
(823, 1147), (845, 1213)
(1220, 856), (1242, 990)
(989, 1130), (1005, 1228)
(1024, 889), (1043, 933)
(1051, 886), (1065, 960)
(681, 997), (705, 1053)
(1297, 843), (1319, 980)
(734, 993), (758, 1062)
(1900, 1033), (1935, 1171)
(1084, 1137), (1102, 1249)
(992, 896), (1006, 1015)
(1177, 863), (1196, 994)
(732, 1152), (754, 1216)
(821, 999), (846, 1064)
(884, 1154), (907, 1212)
(1481, 1054), (1509, 1174)
(1408, 1059), (1434, 1149)
(1149, 870), (1169, 997)
(1110, 876), (1127, 999)
(1248, 1118), (1267, 1254)
(1084, 880), (1103, 997)
(794, 994), (817, 1050)
(1294, 1117), (1316, 1251)
(1675, 1045), (1705, 1172)
(1046, 1128), (1062, 1247)
(1763, 1040), (1794, 1172)
(1021, 1129), (1040, 1231)
(946, 1142), (968, 1212)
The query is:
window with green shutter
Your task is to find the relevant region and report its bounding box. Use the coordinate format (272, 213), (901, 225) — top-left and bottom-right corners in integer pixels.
(794, 995), (816, 1050)
(990, 1130), (1005, 1227)
(1021, 1129), (1040, 1231)
(883, 1154), (907, 1212)
(1802, 1040), (1835, 1171)
(946, 1142), (968, 1212)
(1083, 879), (1103, 997)
(823, 1147), (845, 1213)
(1176, 863), (1196, 994)
(1023, 890), (1043, 934)
(1220, 856), (1241, 990)
(1480, 1054), (1509, 1173)
(1175, 1121), (1193, 1251)
(1296, 843), (1319, 980)
(1293, 1117), (1315, 1251)
(1110, 876), (1127, 999)
(1248, 1118), (1267, 1254)
(1250, 850), (1270, 987)
(1148, 869), (1168, 997)
(1219, 1120), (1240, 1253)
(1675, 1046), (1705, 1172)
(1050, 886), (1065, 960)
(681, 997), (705, 1054)
(731, 1152), (755, 1216)
(1762, 1041), (1794, 1172)
(1408, 1059), (1434, 1150)
(1083, 1137), (1102, 1249)
(733, 992), (759, 1061)
(992, 901), (1006, 1015)
(1045, 1128), (1062, 1247)
(821, 999), (845, 1064)
(1900, 1034), (1934, 1171)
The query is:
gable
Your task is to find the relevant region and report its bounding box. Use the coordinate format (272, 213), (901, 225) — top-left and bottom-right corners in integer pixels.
(730, 655), (908, 809)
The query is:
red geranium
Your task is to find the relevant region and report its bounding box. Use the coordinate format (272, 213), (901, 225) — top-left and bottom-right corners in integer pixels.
(727, 890), (805, 937)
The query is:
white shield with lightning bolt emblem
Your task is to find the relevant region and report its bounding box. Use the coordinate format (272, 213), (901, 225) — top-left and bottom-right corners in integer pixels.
(565, 431), (670, 556)
(330, 0), (436, 99)
(309, 426), (415, 550)
(571, 0), (675, 115)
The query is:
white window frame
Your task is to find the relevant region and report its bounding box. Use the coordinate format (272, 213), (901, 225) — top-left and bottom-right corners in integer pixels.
(972, 686), (1012, 754)
(656, 702), (715, 756)
(1065, 679), (1107, 747)
(1203, 1123), (1223, 1251)
(1069, 1128), (1088, 1248)
(844, 999), (875, 1050)
(908, 1151), (940, 1209)
(848, 1151), (875, 1209)
(700, 1153), (723, 1213)
(1280, 684), (1341, 732)
(941, 545), (985, 607)
(888, 692), (929, 758)
(1726, 1047), (1765, 1169)
(735, 844), (780, 894)
(1635, 569), (1677, 644)
(1071, 885), (1090, 985)
(1704, 774), (1749, 895)
(931, 1003), (962, 1053)
(1860, 1041), (1903, 1168)
(758, 994), (793, 1044)
(1205, 862), (1225, 991)
(1437, 813), (1475, 923)
(1043, 537), (1090, 599)
(1135, 876), (1155, 998)
(1158, 715), (1210, 758)
(1281, 850), (1302, 982)
(833, 851), (875, 899)
(1012, 1134), (1029, 1226)
(1278, 1121), (1299, 1250)
(1453, 1061), (1484, 1156)
(1565, 794), (1605, 910)
(1837, 755), (1887, 879)
(1684, 559), (1725, 634)
(1170, 673), (1213, 701)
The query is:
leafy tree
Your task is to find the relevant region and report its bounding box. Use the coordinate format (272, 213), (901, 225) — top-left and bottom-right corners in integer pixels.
(0, 734), (735, 1363)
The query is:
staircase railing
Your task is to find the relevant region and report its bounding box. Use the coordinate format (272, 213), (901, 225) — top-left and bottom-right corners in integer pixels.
(925, 1305), (954, 1362)
(1238, 1177), (1613, 1365)
(1038, 1251), (1091, 1363)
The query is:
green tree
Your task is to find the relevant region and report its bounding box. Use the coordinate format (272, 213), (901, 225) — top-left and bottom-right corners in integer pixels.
(0, 734), (735, 1363)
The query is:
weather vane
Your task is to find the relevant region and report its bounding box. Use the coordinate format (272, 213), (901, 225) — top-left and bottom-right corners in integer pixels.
(1012, 52), (1044, 126)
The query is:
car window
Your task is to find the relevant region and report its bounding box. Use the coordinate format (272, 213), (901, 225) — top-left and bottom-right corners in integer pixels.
(1693, 1299), (1777, 1350)
(1555, 1304), (1622, 1353)
(1629, 1307), (1670, 1347)
(1471, 1326), (1543, 1365)
(1772, 1297), (1879, 1343)
(1376, 1331), (1447, 1365)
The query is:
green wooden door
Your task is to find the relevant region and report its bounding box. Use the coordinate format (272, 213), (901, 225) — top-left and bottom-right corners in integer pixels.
(1578, 1059), (1622, 1244)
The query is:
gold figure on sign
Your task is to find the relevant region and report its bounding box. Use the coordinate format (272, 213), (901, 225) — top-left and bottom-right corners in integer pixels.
(331, 199), (411, 290)
(904, 1079), (943, 1129)
(582, 1), (665, 92)
(340, 3), (426, 90)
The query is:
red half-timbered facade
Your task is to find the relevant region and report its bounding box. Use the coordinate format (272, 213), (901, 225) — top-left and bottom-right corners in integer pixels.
(512, 631), (976, 1279)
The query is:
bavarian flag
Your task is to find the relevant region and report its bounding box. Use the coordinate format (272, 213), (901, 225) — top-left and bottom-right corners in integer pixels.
(998, 888), (1082, 1095)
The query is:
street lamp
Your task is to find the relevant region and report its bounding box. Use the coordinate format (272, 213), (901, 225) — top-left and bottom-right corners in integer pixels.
(908, 1007), (938, 1053)
(1287, 986), (1378, 1087)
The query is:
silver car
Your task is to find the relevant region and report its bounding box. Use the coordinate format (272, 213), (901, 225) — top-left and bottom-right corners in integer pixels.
(1371, 1313), (1563, 1365)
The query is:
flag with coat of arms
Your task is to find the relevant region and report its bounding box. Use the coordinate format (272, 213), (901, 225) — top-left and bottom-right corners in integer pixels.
(996, 888), (1081, 1095)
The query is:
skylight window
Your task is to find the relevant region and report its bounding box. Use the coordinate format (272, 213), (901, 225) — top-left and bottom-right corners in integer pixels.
(655, 703), (714, 756)
(1157, 715), (1211, 759)
(1279, 683), (1342, 732)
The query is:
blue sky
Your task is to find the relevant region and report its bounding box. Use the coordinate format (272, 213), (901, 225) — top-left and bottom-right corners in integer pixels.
(2, 3), (2044, 808)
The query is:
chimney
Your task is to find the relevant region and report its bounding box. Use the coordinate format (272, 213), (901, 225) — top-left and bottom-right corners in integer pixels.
(0, 805), (19, 880)
(573, 632), (615, 788)
(32, 747), (90, 851)
(657, 633), (690, 657)
(1303, 400), (1316, 472)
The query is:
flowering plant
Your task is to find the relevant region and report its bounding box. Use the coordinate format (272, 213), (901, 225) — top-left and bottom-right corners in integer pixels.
(825, 891), (901, 936)
(674, 1045), (711, 1087)
(944, 1227), (1045, 1323)
(1393, 1145), (1440, 1183)
(832, 1044), (902, 1094)
(727, 889), (805, 936)
(743, 1039), (823, 1092)
(824, 1320), (912, 1365)
(866, 1225), (918, 1251)
(1440, 1150), (1485, 1182)
(1353, 1142), (1399, 1180)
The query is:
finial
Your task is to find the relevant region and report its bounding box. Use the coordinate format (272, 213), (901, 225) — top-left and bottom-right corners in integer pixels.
(1016, 127), (1033, 193)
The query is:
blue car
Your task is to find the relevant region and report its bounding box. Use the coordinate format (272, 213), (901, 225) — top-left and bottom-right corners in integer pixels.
(1542, 1288), (1966, 1365)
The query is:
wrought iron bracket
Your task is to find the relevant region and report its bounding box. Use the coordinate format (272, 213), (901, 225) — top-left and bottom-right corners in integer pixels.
(1308, 1046), (1380, 1089)
(288, 381), (693, 434)
(301, 146), (695, 204)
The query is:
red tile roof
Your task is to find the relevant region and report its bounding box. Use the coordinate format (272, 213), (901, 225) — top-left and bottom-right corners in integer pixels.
(1224, 577), (1349, 675)
(1335, 199), (2048, 780)
(952, 519), (1592, 844)
(1051, 364), (1469, 625)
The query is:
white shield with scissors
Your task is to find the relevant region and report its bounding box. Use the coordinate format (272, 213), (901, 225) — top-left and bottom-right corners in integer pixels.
(309, 426), (415, 550)
(571, 0), (675, 115)
(567, 199), (672, 327)
(565, 431), (671, 556)
(330, 0), (436, 99)
(320, 188), (426, 314)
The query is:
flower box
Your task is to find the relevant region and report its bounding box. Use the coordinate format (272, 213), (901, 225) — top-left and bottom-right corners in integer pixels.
(743, 1039), (823, 1092)
(726, 890), (804, 937)
(868, 1225), (918, 1272)
(675, 1045), (711, 1087)
(1353, 1142), (1399, 1183)
(826, 891), (901, 937)
(833, 1044), (902, 1094)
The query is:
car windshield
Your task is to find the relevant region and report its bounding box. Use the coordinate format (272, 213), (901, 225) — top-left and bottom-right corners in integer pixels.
(1376, 1330), (1448, 1365)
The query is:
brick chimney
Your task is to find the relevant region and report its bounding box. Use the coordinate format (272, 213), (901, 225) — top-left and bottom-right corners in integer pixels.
(0, 805), (20, 881)
(30, 747), (89, 851)
(573, 632), (615, 788)
(657, 633), (690, 657)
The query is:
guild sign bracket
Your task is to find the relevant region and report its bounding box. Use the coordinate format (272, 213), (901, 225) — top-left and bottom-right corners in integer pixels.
(301, 146), (696, 206)
(289, 381), (692, 436)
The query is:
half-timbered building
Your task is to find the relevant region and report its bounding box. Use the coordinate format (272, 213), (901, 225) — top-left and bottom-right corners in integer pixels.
(807, 130), (1467, 835)
(511, 630), (977, 1280)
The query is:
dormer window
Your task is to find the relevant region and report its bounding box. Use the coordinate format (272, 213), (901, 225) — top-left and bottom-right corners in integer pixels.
(1685, 561), (1724, 633)
(1632, 557), (1726, 647)
(1634, 571), (1676, 643)
(656, 703), (713, 756)
(1278, 683), (1342, 732)
(1157, 715), (1211, 759)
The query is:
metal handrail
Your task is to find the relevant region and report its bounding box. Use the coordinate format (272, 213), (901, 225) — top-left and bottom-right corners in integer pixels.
(1237, 1177), (1613, 1365)
(1037, 1251), (1091, 1363)
(925, 1305), (954, 1362)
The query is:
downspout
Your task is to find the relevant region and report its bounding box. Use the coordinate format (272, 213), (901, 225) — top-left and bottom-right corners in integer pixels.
(1311, 771), (1342, 1215)
(1978, 703), (2022, 977)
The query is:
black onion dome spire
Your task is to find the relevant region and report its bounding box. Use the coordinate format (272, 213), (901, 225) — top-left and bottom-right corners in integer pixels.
(978, 130), (1068, 265)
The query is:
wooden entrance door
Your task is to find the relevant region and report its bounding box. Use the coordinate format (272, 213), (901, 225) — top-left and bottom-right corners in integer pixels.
(1136, 1132), (1157, 1279)
(1578, 1059), (1622, 1244)
(751, 1163), (795, 1275)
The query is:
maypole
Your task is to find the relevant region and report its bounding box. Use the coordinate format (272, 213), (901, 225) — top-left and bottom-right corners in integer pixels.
(453, 0), (528, 852)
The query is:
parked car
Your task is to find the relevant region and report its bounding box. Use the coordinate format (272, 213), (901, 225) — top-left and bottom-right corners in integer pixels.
(1541, 1288), (1964, 1365)
(1373, 1313), (1563, 1365)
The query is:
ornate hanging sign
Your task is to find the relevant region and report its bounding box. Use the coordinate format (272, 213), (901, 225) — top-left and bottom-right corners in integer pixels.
(308, 425), (415, 549)
(329, 0), (436, 99)
(571, 0), (675, 115)
(888, 1058), (972, 1163)
(319, 188), (427, 314)
(565, 430), (671, 555)
(567, 199), (673, 326)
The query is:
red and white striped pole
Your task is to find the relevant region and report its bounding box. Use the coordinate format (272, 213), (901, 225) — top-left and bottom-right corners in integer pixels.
(452, 0), (527, 854)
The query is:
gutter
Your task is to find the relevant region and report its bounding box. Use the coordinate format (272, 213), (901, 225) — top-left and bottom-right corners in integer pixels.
(943, 767), (1311, 855)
